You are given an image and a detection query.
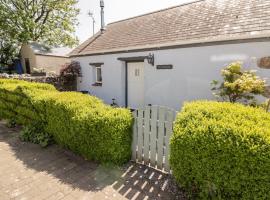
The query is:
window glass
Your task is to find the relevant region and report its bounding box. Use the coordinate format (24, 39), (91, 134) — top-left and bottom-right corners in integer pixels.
(96, 66), (102, 83)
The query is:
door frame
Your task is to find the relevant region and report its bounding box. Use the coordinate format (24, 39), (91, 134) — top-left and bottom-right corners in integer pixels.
(126, 61), (145, 109)
(118, 56), (147, 108)
(24, 58), (31, 74)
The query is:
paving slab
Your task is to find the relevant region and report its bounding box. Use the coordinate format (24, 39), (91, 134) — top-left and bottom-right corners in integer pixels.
(0, 121), (185, 200)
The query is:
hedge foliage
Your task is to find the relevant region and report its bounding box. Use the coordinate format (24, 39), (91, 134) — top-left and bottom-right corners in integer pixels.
(170, 101), (270, 199)
(0, 79), (133, 164)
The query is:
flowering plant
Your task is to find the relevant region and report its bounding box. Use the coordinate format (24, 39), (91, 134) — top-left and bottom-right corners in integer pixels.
(60, 61), (82, 77)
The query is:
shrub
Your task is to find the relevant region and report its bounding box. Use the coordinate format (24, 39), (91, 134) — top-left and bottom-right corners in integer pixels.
(170, 101), (270, 199)
(20, 121), (53, 148)
(0, 79), (56, 123)
(0, 78), (133, 164)
(60, 61), (82, 77)
(6, 118), (16, 128)
(59, 61), (82, 91)
(211, 62), (266, 105)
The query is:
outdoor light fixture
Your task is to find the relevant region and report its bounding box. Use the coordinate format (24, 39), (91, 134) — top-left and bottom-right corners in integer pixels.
(147, 53), (155, 66)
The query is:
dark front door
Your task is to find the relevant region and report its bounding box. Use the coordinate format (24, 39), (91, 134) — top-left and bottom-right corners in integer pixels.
(25, 58), (31, 74)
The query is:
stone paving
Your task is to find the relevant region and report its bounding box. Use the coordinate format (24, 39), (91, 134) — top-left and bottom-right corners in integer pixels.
(0, 121), (184, 200)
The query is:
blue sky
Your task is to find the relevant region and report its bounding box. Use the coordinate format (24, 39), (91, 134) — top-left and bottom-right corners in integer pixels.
(75, 0), (194, 43)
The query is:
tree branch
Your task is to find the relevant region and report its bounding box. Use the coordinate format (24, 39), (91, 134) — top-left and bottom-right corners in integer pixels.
(34, 5), (46, 23)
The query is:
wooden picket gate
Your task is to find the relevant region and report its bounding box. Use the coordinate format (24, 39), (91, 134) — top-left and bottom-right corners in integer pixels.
(132, 105), (176, 173)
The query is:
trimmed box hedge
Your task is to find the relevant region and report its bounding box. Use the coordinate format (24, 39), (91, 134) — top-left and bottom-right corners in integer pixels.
(0, 79), (133, 164)
(170, 101), (270, 199)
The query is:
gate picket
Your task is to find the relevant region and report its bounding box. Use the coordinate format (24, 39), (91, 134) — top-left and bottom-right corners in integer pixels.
(132, 111), (138, 161)
(137, 110), (144, 162)
(165, 110), (174, 171)
(143, 106), (151, 165)
(157, 107), (165, 169)
(150, 106), (158, 168)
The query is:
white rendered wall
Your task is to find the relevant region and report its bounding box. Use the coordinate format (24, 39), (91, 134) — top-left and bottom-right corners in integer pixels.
(73, 41), (270, 111)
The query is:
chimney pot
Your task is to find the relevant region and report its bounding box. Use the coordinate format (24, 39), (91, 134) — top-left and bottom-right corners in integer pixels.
(100, 0), (104, 7)
(100, 0), (105, 32)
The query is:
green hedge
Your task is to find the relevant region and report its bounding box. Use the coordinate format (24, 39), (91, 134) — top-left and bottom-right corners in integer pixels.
(0, 79), (133, 164)
(0, 79), (56, 123)
(170, 101), (270, 199)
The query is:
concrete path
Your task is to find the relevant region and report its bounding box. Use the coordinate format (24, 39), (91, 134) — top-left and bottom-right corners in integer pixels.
(0, 121), (184, 200)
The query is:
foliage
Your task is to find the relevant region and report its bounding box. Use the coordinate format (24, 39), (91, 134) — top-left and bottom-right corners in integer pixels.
(0, 78), (57, 91)
(60, 61), (82, 77)
(20, 121), (53, 148)
(6, 118), (16, 128)
(0, 31), (19, 67)
(0, 79), (133, 164)
(0, 0), (79, 68)
(211, 62), (266, 104)
(170, 101), (270, 199)
(59, 61), (82, 91)
(0, 0), (79, 47)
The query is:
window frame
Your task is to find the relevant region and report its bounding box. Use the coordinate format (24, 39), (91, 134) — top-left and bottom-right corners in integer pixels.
(89, 63), (104, 87)
(95, 65), (102, 84)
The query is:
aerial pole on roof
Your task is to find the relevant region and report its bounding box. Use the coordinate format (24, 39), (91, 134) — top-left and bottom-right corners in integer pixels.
(88, 11), (95, 36)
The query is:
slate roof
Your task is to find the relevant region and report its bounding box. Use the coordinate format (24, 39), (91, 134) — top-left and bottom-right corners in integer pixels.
(70, 0), (270, 57)
(30, 42), (72, 57)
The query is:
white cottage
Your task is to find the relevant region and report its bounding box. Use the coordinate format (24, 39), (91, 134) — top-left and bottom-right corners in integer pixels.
(70, 0), (270, 110)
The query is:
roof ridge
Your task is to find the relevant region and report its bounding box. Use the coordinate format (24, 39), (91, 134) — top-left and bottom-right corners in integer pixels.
(69, 31), (102, 56)
(107, 0), (206, 26)
(78, 34), (101, 54)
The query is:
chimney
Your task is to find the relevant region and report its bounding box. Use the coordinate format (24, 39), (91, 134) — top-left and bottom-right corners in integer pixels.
(100, 0), (105, 32)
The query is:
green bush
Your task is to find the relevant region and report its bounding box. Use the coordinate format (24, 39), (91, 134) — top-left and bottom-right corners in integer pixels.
(0, 79), (57, 124)
(0, 78), (133, 164)
(6, 118), (16, 128)
(20, 121), (53, 148)
(170, 101), (270, 199)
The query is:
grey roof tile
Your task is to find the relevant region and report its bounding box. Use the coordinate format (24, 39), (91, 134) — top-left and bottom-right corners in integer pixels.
(70, 0), (270, 56)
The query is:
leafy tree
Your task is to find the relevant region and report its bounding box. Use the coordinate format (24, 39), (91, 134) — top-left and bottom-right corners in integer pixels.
(0, 0), (79, 68)
(211, 62), (266, 104)
(0, 0), (79, 47)
(0, 31), (19, 67)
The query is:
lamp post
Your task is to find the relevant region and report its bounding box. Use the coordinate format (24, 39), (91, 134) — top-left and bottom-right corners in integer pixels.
(88, 11), (95, 36)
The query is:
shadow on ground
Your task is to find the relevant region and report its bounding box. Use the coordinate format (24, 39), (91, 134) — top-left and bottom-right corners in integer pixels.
(0, 121), (186, 200)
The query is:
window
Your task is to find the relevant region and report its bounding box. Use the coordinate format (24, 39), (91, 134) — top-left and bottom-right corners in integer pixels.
(90, 63), (103, 86)
(135, 68), (140, 76)
(95, 65), (102, 83)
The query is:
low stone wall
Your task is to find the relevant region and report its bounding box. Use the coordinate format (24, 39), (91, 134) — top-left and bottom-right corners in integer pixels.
(0, 73), (76, 91)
